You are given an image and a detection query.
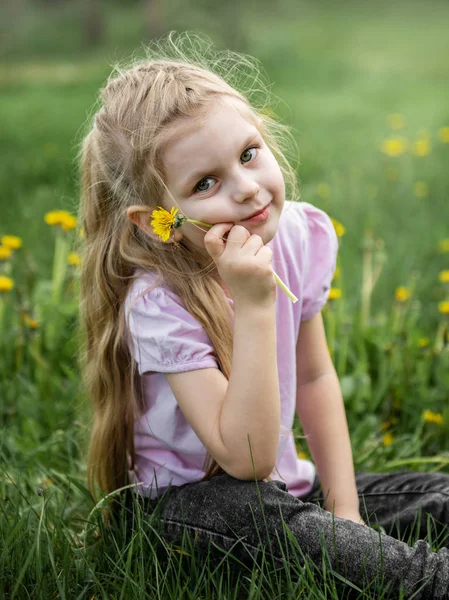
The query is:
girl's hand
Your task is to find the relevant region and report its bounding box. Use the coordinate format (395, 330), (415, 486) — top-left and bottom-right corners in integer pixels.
(204, 223), (276, 309)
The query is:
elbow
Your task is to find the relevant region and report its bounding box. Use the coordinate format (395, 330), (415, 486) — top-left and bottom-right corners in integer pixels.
(224, 459), (275, 482)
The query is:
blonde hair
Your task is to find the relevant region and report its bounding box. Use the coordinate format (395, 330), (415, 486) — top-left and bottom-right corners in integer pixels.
(77, 32), (299, 497)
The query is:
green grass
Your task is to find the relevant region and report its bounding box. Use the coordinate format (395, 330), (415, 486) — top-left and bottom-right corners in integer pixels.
(1, 0), (449, 597)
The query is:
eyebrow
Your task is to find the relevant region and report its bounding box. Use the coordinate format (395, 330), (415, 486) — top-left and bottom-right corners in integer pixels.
(179, 132), (261, 192)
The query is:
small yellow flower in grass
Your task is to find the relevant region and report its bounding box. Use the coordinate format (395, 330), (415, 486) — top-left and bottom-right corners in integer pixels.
(316, 183), (330, 199)
(422, 410), (444, 425)
(45, 210), (66, 225)
(328, 288), (342, 301)
(297, 450), (308, 460)
(68, 252), (80, 266)
(381, 137), (407, 157)
(1, 235), (22, 250)
(439, 271), (449, 284)
(61, 214), (77, 231)
(395, 287), (411, 302)
(438, 127), (449, 143)
(413, 139), (431, 157)
(418, 338), (430, 348)
(413, 181), (429, 198)
(382, 432), (394, 447)
(44, 210), (77, 230)
(330, 218), (345, 237)
(438, 301), (449, 314)
(387, 114), (406, 130)
(23, 314), (39, 329)
(439, 239), (449, 253)
(0, 276), (14, 292)
(0, 246), (12, 260)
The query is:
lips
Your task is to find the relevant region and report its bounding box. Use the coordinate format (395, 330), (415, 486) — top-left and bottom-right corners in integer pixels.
(243, 202), (271, 221)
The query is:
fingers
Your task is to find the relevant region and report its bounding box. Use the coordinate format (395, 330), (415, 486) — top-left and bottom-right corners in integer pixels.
(204, 223), (250, 260)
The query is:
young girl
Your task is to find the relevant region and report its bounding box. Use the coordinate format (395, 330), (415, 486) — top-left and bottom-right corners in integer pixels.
(78, 33), (449, 598)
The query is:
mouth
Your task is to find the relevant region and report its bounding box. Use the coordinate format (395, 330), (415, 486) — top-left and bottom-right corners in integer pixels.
(241, 202), (272, 222)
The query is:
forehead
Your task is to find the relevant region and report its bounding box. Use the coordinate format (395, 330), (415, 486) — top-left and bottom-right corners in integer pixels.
(161, 96), (261, 183)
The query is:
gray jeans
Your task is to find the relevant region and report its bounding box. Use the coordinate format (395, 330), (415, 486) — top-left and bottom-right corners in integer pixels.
(124, 471), (449, 598)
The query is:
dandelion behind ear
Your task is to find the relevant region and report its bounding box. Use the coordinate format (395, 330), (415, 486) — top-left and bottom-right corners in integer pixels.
(76, 32), (299, 496)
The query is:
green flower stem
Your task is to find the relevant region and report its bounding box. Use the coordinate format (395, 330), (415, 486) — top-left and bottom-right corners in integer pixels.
(0, 297), (4, 337)
(185, 219), (298, 303)
(52, 230), (69, 304)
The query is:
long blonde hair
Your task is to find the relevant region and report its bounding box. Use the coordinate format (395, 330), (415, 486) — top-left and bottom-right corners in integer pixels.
(77, 32), (299, 497)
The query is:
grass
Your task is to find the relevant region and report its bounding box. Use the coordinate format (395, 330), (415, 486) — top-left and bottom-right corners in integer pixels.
(1, 0), (449, 597)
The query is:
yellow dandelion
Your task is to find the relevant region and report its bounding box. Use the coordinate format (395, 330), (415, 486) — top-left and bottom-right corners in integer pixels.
(330, 217), (345, 237)
(61, 214), (77, 231)
(0, 246), (12, 260)
(418, 338), (430, 348)
(45, 210), (67, 226)
(395, 287), (411, 302)
(68, 252), (80, 266)
(413, 181), (429, 198)
(151, 206), (180, 242)
(381, 137), (407, 157)
(44, 210), (76, 229)
(438, 127), (449, 143)
(422, 410), (444, 425)
(316, 183), (330, 199)
(333, 265), (341, 280)
(0, 276), (14, 292)
(1, 235), (22, 250)
(387, 114), (406, 130)
(328, 288), (342, 301)
(23, 314), (39, 329)
(439, 271), (449, 284)
(413, 139), (431, 157)
(438, 301), (449, 314)
(382, 432), (394, 447)
(438, 239), (449, 253)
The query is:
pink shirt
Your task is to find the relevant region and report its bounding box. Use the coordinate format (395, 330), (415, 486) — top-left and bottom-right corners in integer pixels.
(125, 201), (338, 499)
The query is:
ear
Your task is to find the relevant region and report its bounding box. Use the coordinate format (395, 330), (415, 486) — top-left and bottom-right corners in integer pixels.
(126, 205), (183, 243)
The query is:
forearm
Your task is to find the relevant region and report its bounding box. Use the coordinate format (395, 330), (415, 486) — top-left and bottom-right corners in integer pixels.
(220, 305), (281, 479)
(296, 371), (359, 513)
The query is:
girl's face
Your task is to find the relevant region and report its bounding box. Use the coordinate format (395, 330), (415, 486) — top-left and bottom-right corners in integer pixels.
(161, 96), (286, 256)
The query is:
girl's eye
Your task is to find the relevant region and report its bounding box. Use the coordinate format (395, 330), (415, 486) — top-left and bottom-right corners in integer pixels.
(241, 147), (257, 163)
(195, 177), (215, 193)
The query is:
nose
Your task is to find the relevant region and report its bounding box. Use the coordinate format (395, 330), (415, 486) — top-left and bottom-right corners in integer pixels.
(231, 171), (260, 203)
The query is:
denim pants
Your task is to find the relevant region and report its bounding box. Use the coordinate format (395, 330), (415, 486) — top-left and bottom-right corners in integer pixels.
(124, 470), (449, 599)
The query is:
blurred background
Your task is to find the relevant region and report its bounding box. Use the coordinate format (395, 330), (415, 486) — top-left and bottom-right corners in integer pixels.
(1, 0), (449, 318)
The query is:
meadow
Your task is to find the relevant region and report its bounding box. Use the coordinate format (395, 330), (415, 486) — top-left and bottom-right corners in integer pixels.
(1, 0), (449, 597)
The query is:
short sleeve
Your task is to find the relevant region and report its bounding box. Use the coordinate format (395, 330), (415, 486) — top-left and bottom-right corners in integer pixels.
(300, 204), (339, 321)
(125, 285), (219, 375)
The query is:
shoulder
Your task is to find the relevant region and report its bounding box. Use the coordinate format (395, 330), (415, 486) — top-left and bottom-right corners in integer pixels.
(125, 269), (185, 319)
